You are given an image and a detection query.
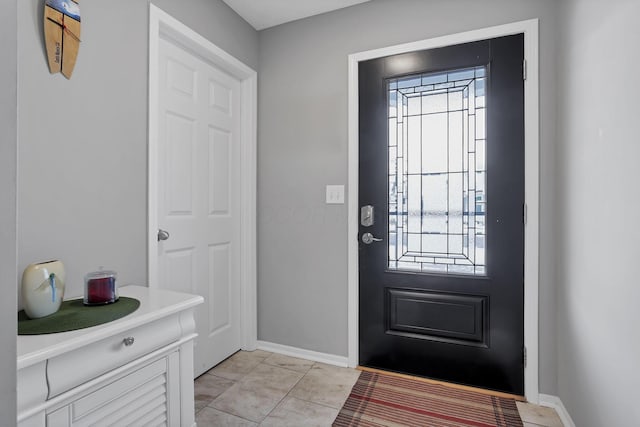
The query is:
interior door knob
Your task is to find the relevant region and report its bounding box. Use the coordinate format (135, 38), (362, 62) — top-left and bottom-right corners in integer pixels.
(157, 229), (170, 241)
(362, 232), (383, 244)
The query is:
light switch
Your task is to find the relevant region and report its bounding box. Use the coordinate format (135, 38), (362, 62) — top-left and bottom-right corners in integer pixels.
(326, 185), (345, 204)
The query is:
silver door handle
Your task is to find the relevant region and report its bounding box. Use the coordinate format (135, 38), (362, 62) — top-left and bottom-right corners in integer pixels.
(157, 229), (170, 241)
(361, 232), (383, 244)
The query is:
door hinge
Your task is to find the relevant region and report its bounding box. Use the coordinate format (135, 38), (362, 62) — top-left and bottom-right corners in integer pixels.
(523, 346), (527, 367)
(523, 59), (527, 81)
(523, 203), (527, 225)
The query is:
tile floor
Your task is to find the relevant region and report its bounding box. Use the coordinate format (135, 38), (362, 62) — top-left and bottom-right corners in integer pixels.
(516, 401), (565, 427)
(194, 350), (564, 427)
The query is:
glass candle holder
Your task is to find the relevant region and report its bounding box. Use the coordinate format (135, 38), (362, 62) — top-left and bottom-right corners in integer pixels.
(84, 270), (118, 305)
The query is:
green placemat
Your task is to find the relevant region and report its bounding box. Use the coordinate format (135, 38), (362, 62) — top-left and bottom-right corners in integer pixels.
(18, 297), (140, 335)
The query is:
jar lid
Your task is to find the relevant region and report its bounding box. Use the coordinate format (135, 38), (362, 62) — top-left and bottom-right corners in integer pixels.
(85, 270), (117, 279)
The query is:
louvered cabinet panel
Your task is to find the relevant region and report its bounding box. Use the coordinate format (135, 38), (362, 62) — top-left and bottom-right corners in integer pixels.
(47, 353), (180, 427)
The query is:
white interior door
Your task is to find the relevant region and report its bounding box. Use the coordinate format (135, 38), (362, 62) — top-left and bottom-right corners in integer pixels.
(156, 36), (242, 377)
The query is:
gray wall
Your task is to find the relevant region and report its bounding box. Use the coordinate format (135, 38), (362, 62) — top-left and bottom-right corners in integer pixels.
(17, 0), (258, 301)
(0, 0), (17, 422)
(152, 0), (258, 71)
(257, 0), (559, 394)
(556, 0), (640, 425)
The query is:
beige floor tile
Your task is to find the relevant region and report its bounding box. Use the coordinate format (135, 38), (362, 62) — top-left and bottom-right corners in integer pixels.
(209, 350), (271, 381)
(240, 363), (306, 392)
(260, 396), (339, 427)
(210, 382), (286, 423)
(248, 349), (273, 359)
(211, 364), (305, 422)
(263, 353), (315, 373)
(516, 402), (564, 427)
(194, 373), (236, 411)
(195, 407), (257, 427)
(289, 363), (361, 409)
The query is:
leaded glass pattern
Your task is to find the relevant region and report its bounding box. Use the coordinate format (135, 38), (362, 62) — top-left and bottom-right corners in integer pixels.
(388, 66), (486, 275)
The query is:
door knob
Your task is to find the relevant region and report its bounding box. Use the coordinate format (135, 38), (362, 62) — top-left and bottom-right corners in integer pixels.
(361, 232), (383, 244)
(157, 229), (170, 241)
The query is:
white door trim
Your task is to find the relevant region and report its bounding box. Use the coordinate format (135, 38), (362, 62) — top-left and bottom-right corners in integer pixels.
(347, 19), (540, 402)
(148, 5), (258, 351)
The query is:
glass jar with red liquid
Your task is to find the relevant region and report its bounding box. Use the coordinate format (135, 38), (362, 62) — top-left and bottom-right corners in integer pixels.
(84, 270), (118, 305)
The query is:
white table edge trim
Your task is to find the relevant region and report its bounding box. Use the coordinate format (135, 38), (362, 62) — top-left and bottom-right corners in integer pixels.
(17, 285), (203, 370)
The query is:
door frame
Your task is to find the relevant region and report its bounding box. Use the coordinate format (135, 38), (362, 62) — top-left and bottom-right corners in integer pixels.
(147, 5), (258, 351)
(347, 19), (539, 402)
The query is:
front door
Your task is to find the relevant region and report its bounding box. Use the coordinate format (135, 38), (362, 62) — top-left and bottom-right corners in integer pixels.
(156, 35), (242, 377)
(358, 35), (525, 394)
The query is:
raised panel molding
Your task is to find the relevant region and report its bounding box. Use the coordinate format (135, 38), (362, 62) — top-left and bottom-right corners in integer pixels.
(209, 80), (232, 114)
(208, 243), (231, 335)
(165, 112), (195, 216)
(165, 248), (195, 295)
(167, 58), (196, 98)
(386, 288), (487, 346)
(208, 127), (231, 215)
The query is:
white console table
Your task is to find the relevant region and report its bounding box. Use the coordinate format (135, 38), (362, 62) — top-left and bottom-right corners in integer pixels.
(17, 286), (203, 427)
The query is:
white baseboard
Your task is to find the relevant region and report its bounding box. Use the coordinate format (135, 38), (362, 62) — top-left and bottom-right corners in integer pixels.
(539, 394), (576, 427)
(256, 340), (349, 368)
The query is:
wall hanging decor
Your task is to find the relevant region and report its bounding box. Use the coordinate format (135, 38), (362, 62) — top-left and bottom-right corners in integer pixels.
(44, 0), (81, 79)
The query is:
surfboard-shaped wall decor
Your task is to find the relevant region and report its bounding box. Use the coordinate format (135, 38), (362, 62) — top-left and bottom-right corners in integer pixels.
(44, 0), (81, 79)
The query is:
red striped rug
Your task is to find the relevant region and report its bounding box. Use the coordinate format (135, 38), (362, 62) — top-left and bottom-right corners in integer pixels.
(333, 371), (523, 427)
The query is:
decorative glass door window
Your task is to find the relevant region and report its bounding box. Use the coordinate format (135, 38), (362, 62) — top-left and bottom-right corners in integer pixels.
(388, 66), (486, 275)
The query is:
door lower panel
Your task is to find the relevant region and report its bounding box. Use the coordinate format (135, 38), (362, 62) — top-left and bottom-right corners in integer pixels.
(386, 288), (487, 346)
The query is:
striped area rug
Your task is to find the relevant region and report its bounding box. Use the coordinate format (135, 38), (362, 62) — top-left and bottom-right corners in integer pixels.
(333, 371), (523, 427)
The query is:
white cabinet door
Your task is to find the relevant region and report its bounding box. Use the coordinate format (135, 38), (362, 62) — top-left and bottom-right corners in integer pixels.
(47, 353), (180, 427)
(156, 35), (242, 377)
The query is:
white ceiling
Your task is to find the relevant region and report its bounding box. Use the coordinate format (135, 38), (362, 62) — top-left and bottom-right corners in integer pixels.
(222, 0), (371, 31)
